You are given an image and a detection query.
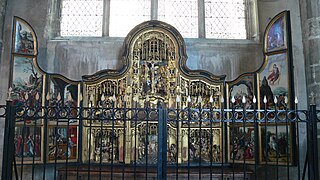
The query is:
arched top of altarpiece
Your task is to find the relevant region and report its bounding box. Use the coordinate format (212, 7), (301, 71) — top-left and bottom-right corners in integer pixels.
(82, 20), (226, 84)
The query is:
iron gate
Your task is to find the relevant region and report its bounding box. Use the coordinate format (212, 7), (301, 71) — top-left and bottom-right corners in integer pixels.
(0, 97), (319, 180)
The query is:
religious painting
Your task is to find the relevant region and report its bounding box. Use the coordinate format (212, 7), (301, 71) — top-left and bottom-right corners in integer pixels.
(228, 123), (255, 163)
(260, 124), (291, 165)
(181, 128), (221, 164)
(12, 56), (44, 124)
(14, 126), (42, 162)
(259, 53), (288, 109)
(13, 17), (37, 56)
(48, 126), (78, 161)
(228, 74), (255, 110)
(265, 13), (287, 53)
(47, 77), (79, 125)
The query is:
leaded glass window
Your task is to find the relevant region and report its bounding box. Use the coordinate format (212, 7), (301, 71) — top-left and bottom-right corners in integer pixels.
(109, 0), (151, 37)
(158, 0), (198, 38)
(60, 0), (103, 37)
(205, 0), (246, 39)
(58, 0), (250, 39)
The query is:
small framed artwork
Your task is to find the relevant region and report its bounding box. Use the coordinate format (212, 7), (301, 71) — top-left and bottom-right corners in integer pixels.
(228, 123), (256, 163)
(14, 126), (42, 163)
(12, 16), (37, 56)
(264, 12), (287, 53)
(227, 74), (255, 110)
(12, 56), (43, 104)
(47, 126), (78, 162)
(259, 123), (292, 165)
(47, 76), (80, 125)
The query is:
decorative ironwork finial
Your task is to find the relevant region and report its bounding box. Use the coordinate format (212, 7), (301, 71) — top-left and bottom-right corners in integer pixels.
(220, 96), (224, 103)
(253, 95), (257, 104)
(274, 96), (278, 104)
(35, 92), (40, 101)
(176, 95), (181, 103)
(263, 96), (267, 104)
(46, 93), (51, 101)
(242, 96), (246, 104)
(101, 93), (105, 101)
(7, 87), (13, 101)
(187, 95), (191, 103)
(309, 91), (316, 105)
(57, 93), (61, 101)
(231, 96), (235, 104)
(209, 95), (213, 103)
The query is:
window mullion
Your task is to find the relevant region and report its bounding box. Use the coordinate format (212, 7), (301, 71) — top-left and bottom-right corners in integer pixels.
(103, 0), (110, 36)
(151, 0), (158, 20)
(198, 0), (205, 38)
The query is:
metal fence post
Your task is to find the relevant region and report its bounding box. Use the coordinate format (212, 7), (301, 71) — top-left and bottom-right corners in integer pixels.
(157, 102), (167, 180)
(1, 99), (15, 180)
(308, 92), (319, 180)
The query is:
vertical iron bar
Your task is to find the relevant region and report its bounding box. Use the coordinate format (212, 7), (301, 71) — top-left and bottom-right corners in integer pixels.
(111, 101), (115, 180)
(87, 104), (93, 180)
(32, 105), (38, 180)
(275, 106), (279, 180)
(285, 107), (290, 180)
(187, 104), (191, 180)
(221, 101), (224, 180)
(243, 106), (246, 180)
(199, 103), (202, 180)
(43, 94), (49, 180)
(157, 103), (163, 180)
(157, 102), (167, 180)
(1, 100), (14, 180)
(264, 104), (268, 180)
(209, 104), (213, 180)
(53, 102), (60, 180)
(176, 106), (179, 180)
(76, 98), (83, 180)
(163, 108), (168, 180)
(231, 103), (235, 180)
(134, 102), (137, 180)
(99, 101), (104, 180)
(65, 104), (71, 180)
(145, 103), (149, 180)
(122, 102), (126, 180)
(20, 101), (28, 180)
(295, 103), (300, 180)
(253, 104), (258, 180)
(308, 103), (319, 180)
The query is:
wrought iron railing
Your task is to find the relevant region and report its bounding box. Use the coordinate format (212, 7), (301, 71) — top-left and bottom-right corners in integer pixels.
(1, 97), (319, 180)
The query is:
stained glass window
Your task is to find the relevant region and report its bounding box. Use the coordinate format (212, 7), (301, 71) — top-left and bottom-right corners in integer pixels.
(205, 0), (246, 39)
(109, 0), (151, 37)
(60, 0), (103, 37)
(158, 0), (198, 38)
